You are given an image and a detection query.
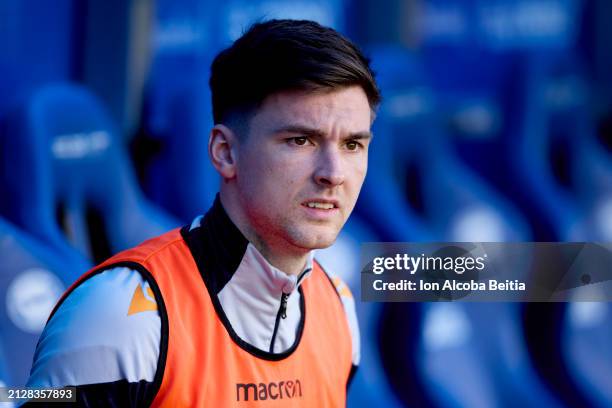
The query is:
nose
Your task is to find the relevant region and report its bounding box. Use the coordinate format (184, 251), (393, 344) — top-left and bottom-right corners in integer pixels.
(314, 147), (345, 187)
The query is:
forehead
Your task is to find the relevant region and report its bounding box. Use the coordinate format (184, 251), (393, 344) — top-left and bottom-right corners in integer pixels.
(250, 86), (372, 134)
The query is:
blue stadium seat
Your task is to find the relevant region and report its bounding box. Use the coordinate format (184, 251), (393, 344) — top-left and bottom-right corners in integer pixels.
(0, 84), (180, 263)
(415, 0), (586, 241)
(419, 53), (582, 241)
(541, 58), (612, 407)
(545, 59), (612, 241)
(368, 45), (564, 408)
(460, 53), (609, 243)
(142, 74), (219, 221)
(355, 47), (435, 242)
(419, 302), (563, 408)
(139, 0), (219, 220)
(380, 300), (566, 408)
(0, 217), (89, 387)
(364, 45), (530, 242)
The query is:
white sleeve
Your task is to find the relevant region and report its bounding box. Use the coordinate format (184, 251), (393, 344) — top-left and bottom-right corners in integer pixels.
(26, 266), (161, 388)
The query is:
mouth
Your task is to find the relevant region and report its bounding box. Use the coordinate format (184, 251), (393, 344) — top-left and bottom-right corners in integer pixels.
(301, 199), (339, 211)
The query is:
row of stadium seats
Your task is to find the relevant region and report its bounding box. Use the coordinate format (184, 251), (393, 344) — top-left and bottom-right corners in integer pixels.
(0, 85), (181, 387)
(328, 44), (611, 408)
(1, 81), (608, 405)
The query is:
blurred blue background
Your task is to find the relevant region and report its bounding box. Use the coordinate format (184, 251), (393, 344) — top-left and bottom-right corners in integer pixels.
(0, 0), (611, 407)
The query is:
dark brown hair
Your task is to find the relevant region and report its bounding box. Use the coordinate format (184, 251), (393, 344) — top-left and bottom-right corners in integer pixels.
(210, 19), (380, 126)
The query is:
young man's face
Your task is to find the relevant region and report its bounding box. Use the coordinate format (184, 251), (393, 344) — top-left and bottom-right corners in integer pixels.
(234, 85), (372, 253)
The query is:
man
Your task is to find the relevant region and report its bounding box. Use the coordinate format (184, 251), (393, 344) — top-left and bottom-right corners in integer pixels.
(26, 19), (380, 406)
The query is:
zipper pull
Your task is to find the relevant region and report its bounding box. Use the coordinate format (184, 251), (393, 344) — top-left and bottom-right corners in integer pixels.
(280, 293), (289, 319)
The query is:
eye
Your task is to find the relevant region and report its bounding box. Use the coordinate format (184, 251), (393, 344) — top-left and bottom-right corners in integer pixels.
(288, 136), (312, 146)
(345, 140), (362, 151)
(294, 137), (308, 146)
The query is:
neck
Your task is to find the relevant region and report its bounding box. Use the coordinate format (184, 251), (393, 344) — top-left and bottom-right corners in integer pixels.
(257, 247), (310, 277)
(219, 191), (310, 276)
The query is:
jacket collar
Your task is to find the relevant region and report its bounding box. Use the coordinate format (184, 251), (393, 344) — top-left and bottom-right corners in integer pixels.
(182, 195), (312, 296)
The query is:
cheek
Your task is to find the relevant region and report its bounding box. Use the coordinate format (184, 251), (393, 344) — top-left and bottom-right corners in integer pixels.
(239, 151), (304, 197)
(264, 160), (305, 195)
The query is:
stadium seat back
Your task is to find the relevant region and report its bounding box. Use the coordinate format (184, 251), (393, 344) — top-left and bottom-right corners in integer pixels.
(370, 45), (562, 408)
(1, 84), (179, 262)
(0, 217), (89, 387)
(380, 298), (564, 408)
(354, 47), (434, 242)
(414, 0), (586, 241)
(417, 302), (563, 408)
(368, 46), (530, 242)
(142, 75), (219, 221)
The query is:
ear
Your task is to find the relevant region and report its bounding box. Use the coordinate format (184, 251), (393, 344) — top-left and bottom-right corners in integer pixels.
(208, 124), (238, 179)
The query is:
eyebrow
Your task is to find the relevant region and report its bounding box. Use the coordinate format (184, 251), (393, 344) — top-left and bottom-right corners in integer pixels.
(274, 125), (373, 141)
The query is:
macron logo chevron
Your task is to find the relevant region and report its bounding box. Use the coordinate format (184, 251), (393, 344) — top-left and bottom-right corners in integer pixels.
(127, 284), (157, 316)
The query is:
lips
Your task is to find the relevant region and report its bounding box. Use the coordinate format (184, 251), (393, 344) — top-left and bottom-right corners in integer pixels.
(301, 199), (339, 210)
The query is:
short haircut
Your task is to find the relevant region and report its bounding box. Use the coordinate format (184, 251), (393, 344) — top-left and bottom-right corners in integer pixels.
(210, 19), (381, 128)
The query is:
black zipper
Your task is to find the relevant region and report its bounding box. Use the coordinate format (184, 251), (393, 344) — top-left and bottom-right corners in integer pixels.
(270, 292), (289, 352)
(268, 268), (311, 353)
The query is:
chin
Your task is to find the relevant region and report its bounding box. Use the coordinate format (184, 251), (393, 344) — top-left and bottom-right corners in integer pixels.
(290, 229), (339, 251)
(307, 238), (336, 250)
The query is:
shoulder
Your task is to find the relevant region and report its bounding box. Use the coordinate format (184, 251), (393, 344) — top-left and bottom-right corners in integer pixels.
(314, 259), (361, 366)
(27, 265), (162, 388)
(102, 228), (184, 265)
